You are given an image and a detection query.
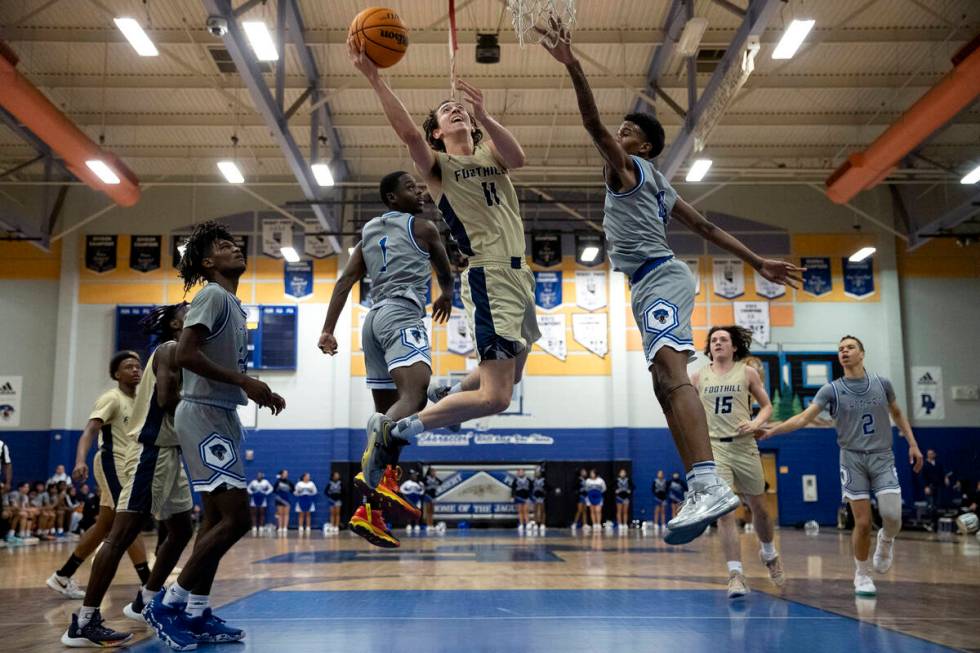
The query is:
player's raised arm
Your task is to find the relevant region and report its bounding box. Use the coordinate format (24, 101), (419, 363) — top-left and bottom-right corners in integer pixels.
(671, 198), (805, 288)
(412, 219), (454, 324)
(319, 244), (367, 355)
(455, 79), (526, 170)
(347, 37), (438, 181)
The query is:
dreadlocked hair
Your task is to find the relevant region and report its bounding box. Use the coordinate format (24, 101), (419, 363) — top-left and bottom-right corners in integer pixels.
(178, 220), (235, 293)
(139, 302), (189, 343)
(704, 325), (754, 361)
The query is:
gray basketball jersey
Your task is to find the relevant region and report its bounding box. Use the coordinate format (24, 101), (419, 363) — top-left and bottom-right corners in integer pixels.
(360, 211), (430, 310)
(813, 374), (896, 452)
(603, 155), (678, 276)
(181, 283), (248, 408)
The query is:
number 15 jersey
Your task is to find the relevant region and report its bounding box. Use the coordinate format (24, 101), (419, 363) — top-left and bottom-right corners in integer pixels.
(698, 361), (751, 440)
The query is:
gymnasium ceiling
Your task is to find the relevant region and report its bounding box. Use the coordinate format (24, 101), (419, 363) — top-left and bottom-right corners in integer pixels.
(0, 0), (979, 190)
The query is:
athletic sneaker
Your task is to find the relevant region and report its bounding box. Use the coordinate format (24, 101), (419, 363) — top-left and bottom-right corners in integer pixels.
(363, 413), (410, 489)
(354, 467), (422, 519)
(349, 504), (400, 548)
(664, 483), (740, 545)
(760, 551), (786, 587)
(47, 572), (85, 599)
(727, 571), (750, 599)
(61, 611), (133, 648)
(854, 573), (877, 597)
(123, 587), (146, 622)
(187, 608), (245, 643)
(872, 529), (894, 573)
(427, 381), (452, 404)
(143, 590), (198, 651)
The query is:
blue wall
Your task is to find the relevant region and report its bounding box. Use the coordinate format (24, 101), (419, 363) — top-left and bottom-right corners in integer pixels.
(4, 426), (978, 528)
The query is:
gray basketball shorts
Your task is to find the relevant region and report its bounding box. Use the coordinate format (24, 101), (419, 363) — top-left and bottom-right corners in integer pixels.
(362, 300), (431, 390)
(839, 448), (900, 501)
(174, 400), (247, 493)
(630, 258), (696, 366)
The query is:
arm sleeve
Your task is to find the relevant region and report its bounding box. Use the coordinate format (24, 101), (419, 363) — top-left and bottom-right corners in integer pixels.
(183, 284), (229, 336)
(879, 377), (896, 403)
(811, 382), (836, 412)
(88, 391), (119, 423)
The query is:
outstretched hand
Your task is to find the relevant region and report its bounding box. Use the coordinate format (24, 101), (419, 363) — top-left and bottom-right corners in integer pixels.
(758, 259), (805, 289)
(347, 34), (379, 80)
(456, 79), (488, 122)
(536, 17), (576, 64)
(909, 444), (924, 473)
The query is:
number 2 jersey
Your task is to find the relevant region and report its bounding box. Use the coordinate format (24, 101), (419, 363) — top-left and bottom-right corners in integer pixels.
(698, 361), (751, 440)
(812, 374), (895, 452)
(360, 210), (431, 310)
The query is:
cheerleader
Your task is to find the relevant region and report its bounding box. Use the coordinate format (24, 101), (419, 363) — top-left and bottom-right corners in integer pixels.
(532, 466), (547, 531)
(585, 469), (606, 530)
(247, 472), (273, 535)
(572, 468), (589, 530)
(510, 469), (532, 533)
(273, 469), (294, 535)
(615, 468), (634, 532)
(325, 472), (343, 534)
(651, 470), (669, 531)
(399, 470), (425, 533)
(668, 472), (688, 522)
(422, 468), (441, 529)
(294, 473), (317, 535)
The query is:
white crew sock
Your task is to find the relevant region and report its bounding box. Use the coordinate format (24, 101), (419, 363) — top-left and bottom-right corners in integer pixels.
(691, 461), (719, 487)
(187, 594), (209, 618)
(78, 606), (98, 628)
(760, 541), (777, 560)
(727, 561), (743, 574)
(855, 558), (871, 575)
(163, 582), (190, 608)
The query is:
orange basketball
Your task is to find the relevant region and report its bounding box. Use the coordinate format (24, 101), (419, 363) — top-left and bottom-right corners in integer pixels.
(349, 7), (409, 69)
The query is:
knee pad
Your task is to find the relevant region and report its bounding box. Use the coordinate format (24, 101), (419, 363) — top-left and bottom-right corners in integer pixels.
(877, 493), (902, 536)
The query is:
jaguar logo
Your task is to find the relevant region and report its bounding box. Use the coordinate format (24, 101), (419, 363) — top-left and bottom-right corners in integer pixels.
(209, 443), (228, 461)
(653, 309), (669, 324)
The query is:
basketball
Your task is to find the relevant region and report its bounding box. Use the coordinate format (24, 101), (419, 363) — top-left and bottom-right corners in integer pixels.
(349, 7), (408, 69)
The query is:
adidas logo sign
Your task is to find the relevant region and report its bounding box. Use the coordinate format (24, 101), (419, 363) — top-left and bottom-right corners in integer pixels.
(0, 382), (14, 394)
(918, 373), (935, 384)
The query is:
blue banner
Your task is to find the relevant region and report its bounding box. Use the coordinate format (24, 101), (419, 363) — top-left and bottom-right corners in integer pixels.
(452, 274), (464, 309)
(284, 261), (313, 299)
(842, 257), (874, 298)
(801, 257), (832, 297)
(534, 271), (563, 309)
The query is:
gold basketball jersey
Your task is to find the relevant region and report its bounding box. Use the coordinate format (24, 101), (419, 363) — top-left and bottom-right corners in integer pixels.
(434, 144), (525, 265)
(90, 388), (136, 462)
(698, 361), (751, 439)
(128, 349), (180, 448)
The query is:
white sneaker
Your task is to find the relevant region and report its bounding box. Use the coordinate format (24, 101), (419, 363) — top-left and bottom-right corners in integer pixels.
(583, 524), (591, 533)
(517, 524), (525, 534)
(47, 573), (85, 599)
(727, 571), (750, 599)
(872, 530), (894, 573)
(427, 381), (453, 404)
(539, 525), (546, 534)
(665, 483), (740, 545)
(251, 526), (258, 536)
(854, 573), (877, 596)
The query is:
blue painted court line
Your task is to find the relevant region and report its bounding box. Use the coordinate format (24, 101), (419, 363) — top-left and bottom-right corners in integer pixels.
(125, 589), (957, 653)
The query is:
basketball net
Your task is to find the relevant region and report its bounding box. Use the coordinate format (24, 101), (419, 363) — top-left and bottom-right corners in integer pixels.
(448, 0), (459, 98)
(507, 0), (576, 48)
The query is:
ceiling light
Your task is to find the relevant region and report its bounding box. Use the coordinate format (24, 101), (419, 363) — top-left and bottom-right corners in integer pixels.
(217, 161), (244, 184)
(685, 158), (713, 182)
(579, 246), (599, 263)
(242, 21), (279, 61)
(280, 246), (300, 262)
(772, 19), (815, 60)
(677, 17), (708, 58)
(114, 17), (158, 57)
(960, 164), (980, 185)
(311, 163), (334, 187)
(848, 246), (875, 263)
(85, 160), (121, 184)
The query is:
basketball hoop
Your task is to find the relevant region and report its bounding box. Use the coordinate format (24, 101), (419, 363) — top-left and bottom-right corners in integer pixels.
(507, 0), (576, 48)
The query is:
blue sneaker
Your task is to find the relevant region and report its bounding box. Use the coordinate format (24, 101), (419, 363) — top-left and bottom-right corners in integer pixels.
(143, 590), (198, 651)
(187, 608), (245, 643)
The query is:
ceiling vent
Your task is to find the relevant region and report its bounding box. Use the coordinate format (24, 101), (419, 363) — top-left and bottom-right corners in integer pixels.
(207, 47), (273, 74)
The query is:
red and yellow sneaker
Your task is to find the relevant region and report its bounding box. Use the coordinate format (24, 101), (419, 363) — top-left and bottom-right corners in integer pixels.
(354, 466), (422, 520)
(349, 504), (400, 549)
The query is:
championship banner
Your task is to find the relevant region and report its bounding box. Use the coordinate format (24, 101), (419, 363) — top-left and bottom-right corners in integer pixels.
(284, 261), (313, 299)
(753, 269), (786, 299)
(733, 301), (771, 345)
(572, 313), (608, 357)
(304, 219), (332, 259)
(534, 271), (563, 310)
(536, 313), (567, 361)
(262, 219), (294, 258)
(531, 231), (562, 268)
(452, 274), (465, 309)
(574, 271), (607, 311)
(912, 366), (944, 420)
(85, 235), (117, 273)
(129, 235), (161, 273)
(842, 257), (875, 299)
(359, 277), (373, 308)
(447, 314), (473, 355)
(801, 257), (832, 297)
(712, 258), (744, 299)
(0, 375), (23, 428)
(682, 257), (701, 295)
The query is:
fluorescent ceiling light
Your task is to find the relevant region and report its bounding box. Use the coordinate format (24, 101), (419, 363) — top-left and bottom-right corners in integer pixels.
(579, 246), (600, 262)
(242, 21), (279, 61)
(217, 161), (244, 184)
(311, 163), (334, 187)
(685, 158), (713, 182)
(677, 17), (708, 58)
(848, 246), (876, 263)
(772, 19), (815, 60)
(113, 18), (158, 57)
(960, 164), (980, 185)
(85, 160), (121, 184)
(280, 246), (300, 262)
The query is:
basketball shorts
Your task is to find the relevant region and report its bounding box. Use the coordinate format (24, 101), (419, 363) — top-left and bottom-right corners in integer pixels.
(839, 449), (900, 501)
(174, 400), (246, 493)
(117, 444), (193, 520)
(93, 449), (128, 509)
(461, 262), (541, 361)
(362, 300), (431, 390)
(250, 494), (268, 509)
(630, 258), (696, 366)
(587, 490), (603, 506)
(295, 496), (315, 512)
(713, 436), (766, 496)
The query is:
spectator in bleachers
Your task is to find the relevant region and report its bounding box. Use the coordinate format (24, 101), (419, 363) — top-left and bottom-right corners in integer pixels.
(48, 464), (70, 485)
(0, 437), (11, 491)
(920, 449), (945, 499)
(7, 481), (38, 544)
